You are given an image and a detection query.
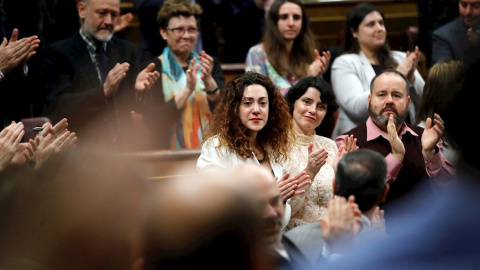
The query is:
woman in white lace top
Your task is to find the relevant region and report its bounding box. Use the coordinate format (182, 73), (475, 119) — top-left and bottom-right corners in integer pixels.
(284, 76), (357, 231)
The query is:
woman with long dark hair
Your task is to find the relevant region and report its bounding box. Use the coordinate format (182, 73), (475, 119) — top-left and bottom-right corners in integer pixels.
(245, 0), (330, 95)
(330, 2), (424, 139)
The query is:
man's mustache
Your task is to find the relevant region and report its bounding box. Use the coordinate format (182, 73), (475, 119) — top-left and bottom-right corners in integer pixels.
(380, 105), (398, 115)
(98, 25), (113, 32)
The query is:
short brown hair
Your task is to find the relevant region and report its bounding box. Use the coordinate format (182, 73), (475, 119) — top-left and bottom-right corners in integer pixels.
(156, 0), (202, 29)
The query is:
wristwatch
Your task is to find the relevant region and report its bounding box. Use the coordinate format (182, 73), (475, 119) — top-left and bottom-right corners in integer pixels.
(206, 86), (219, 94)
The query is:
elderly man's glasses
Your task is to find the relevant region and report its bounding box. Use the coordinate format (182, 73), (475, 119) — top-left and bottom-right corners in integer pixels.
(166, 27), (198, 35)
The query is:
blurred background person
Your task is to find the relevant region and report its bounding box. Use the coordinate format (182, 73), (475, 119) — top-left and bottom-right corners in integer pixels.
(283, 76), (357, 231)
(330, 2), (424, 139)
(431, 0), (480, 65)
(415, 60), (463, 167)
(0, 146), (151, 270)
(219, 0), (272, 63)
(0, 26), (40, 126)
(146, 0), (224, 149)
(245, 0), (330, 95)
(417, 0), (458, 68)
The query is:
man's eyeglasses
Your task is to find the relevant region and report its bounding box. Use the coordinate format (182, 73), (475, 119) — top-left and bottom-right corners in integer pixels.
(166, 27), (198, 35)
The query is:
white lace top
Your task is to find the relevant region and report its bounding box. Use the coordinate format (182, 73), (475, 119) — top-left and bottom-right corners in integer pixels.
(284, 133), (338, 231)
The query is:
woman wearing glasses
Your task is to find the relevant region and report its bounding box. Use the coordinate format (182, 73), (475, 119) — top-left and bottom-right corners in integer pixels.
(144, 0), (225, 149)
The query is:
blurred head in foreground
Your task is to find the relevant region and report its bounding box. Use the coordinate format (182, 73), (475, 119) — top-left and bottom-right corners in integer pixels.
(144, 168), (267, 270)
(0, 146), (151, 270)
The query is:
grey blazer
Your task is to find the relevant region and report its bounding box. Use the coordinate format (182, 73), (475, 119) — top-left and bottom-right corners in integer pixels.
(284, 215), (381, 266)
(330, 50), (424, 139)
(431, 17), (470, 65)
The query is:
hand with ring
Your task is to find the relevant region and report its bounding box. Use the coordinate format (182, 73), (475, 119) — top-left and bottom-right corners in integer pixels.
(304, 142), (328, 180)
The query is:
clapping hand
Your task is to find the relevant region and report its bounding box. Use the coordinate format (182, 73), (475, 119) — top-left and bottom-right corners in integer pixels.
(468, 27), (480, 45)
(320, 195), (360, 254)
(397, 46), (419, 83)
(104, 62), (130, 97)
(305, 142), (328, 179)
(421, 113), (444, 159)
(276, 171), (309, 203)
(0, 122), (24, 172)
(135, 63), (160, 92)
(114, 12), (134, 33)
(387, 114), (405, 164)
(333, 135), (358, 172)
(308, 49), (331, 77)
(0, 28), (40, 74)
(34, 118), (77, 169)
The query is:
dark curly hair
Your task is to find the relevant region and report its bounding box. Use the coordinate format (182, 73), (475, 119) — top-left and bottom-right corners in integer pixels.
(285, 76), (339, 136)
(156, 0), (202, 29)
(205, 72), (294, 162)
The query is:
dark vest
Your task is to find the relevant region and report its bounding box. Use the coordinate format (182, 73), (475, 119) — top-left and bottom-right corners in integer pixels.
(346, 123), (430, 206)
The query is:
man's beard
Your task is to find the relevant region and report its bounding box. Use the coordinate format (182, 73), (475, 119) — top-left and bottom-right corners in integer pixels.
(84, 23), (114, 43)
(368, 103), (408, 128)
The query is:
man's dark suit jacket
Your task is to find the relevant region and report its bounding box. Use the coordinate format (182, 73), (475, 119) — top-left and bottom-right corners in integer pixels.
(42, 31), (141, 149)
(0, 20), (43, 127)
(431, 17), (471, 65)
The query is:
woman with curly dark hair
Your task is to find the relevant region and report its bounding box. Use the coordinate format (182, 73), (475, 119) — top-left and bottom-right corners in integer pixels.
(197, 72), (309, 230)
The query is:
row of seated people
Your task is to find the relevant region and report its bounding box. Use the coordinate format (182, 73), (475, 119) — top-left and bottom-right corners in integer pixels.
(3, 0), (474, 150)
(0, 0), (462, 225)
(0, 0), (478, 268)
(0, 53), (479, 269)
(0, 136), (395, 270)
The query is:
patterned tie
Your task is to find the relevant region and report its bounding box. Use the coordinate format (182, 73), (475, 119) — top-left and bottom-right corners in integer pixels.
(95, 45), (108, 83)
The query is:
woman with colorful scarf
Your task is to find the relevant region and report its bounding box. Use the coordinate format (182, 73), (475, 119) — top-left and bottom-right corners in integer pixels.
(145, 0), (225, 149)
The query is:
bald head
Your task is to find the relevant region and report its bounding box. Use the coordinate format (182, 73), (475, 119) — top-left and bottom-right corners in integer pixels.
(145, 171), (264, 269)
(229, 164), (284, 246)
(229, 164), (278, 197)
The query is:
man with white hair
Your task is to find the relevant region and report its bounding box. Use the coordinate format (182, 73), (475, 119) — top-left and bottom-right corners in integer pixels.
(42, 0), (160, 149)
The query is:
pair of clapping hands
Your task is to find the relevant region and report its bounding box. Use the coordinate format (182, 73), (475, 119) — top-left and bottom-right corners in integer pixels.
(0, 118), (77, 172)
(320, 196), (385, 256)
(279, 135), (359, 204)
